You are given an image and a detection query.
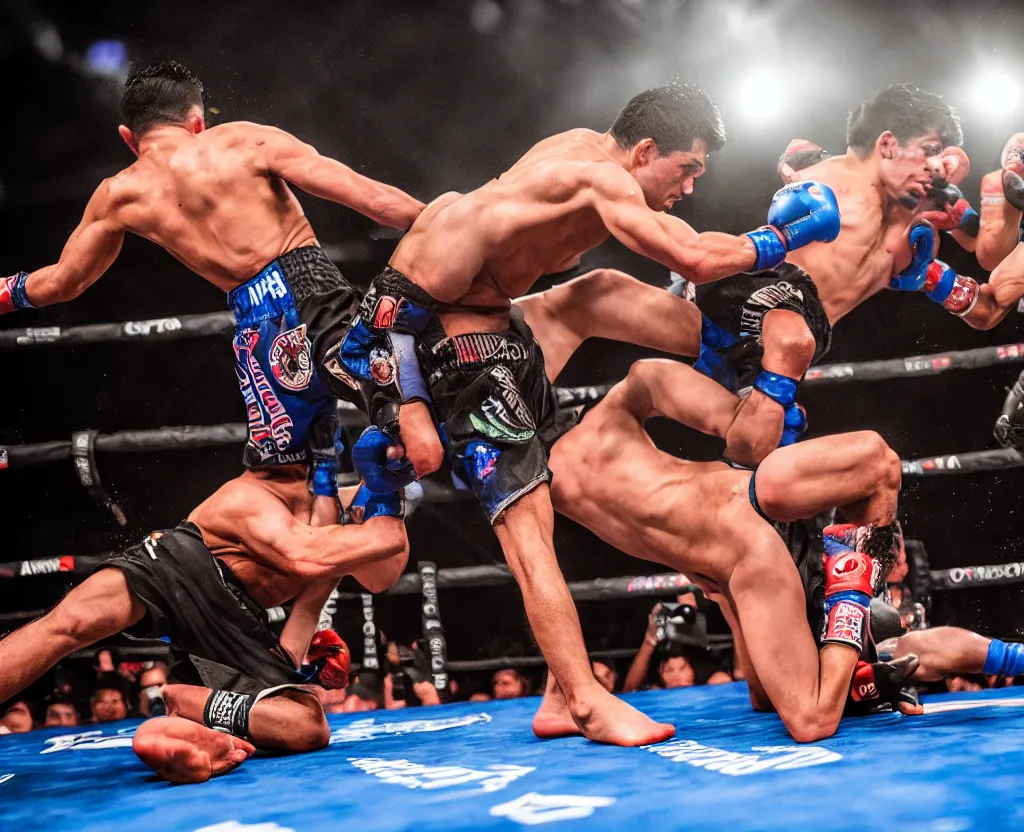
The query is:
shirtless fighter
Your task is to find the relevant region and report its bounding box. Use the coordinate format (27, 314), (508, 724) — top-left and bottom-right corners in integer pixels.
(0, 468), (410, 783)
(536, 355), (905, 742)
(350, 82), (841, 746)
(0, 61), (428, 518)
(696, 83), (1024, 466)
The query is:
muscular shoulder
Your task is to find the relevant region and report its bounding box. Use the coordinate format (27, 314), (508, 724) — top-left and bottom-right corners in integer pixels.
(580, 160), (643, 202)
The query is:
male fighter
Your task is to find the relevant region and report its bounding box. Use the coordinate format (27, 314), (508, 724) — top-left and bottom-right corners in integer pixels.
(537, 355), (906, 742)
(697, 83), (1024, 466)
(351, 82), (841, 746)
(0, 467), (410, 783)
(0, 60), (430, 516)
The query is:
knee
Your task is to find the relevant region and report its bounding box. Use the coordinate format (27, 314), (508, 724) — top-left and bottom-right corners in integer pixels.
(783, 708), (840, 744)
(287, 696), (331, 753)
(576, 268), (633, 298)
(855, 431), (901, 495)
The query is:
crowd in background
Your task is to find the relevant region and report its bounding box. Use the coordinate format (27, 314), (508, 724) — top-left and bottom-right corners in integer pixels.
(2, 579), (1018, 734)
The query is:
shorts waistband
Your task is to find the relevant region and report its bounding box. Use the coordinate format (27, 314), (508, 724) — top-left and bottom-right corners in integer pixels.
(229, 258), (298, 328)
(367, 266), (440, 313)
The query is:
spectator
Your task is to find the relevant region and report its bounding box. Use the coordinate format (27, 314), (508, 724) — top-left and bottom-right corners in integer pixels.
(90, 674), (130, 723)
(491, 668), (530, 700)
(0, 699), (35, 735)
(43, 698), (80, 728)
(341, 675), (380, 712)
(592, 661), (618, 693)
(468, 692), (492, 703)
(137, 662), (168, 717)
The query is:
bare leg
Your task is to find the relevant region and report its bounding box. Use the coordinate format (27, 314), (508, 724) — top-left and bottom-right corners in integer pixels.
(163, 684), (330, 753)
(516, 269), (702, 382)
(494, 486), (674, 746)
(133, 717), (254, 784)
(725, 522), (858, 742)
(0, 568), (144, 703)
(753, 431), (901, 525)
(724, 310), (816, 467)
(892, 627), (991, 682)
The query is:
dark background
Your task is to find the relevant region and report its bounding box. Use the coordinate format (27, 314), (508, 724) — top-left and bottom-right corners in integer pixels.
(1, 0), (1022, 659)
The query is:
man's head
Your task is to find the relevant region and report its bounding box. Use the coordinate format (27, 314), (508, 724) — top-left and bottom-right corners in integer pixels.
(610, 82), (725, 211)
(0, 699), (35, 734)
(118, 61), (205, 154)
(592, 661), (617, 693)
(491, 668), (529, 700)
(90, 683), (128, 723)
(44, 699), (79, 728)
(846, 83), (962, 208)
(658, 650), (696, 689)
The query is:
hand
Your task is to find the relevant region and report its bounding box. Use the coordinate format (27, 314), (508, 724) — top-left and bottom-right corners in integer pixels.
(97, 649), (115, 673)
(305, 629), (351, 689)
(645, 603), (663, 645)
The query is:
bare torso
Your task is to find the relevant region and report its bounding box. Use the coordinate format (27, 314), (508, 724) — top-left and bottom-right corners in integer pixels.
(786, 154), (917, 322)
(108, 123), (315, 291)
(188, 468), (313, 607)
(391, 129), (625, 334)
(548, 402), (752, 583)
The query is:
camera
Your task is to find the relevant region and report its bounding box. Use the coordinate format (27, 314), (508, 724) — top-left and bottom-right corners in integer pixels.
(654, 602), (709, 650)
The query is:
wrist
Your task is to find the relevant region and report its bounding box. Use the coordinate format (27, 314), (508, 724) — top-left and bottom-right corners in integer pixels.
(0, 272), (33, 315)
(745, 227), (787, 271)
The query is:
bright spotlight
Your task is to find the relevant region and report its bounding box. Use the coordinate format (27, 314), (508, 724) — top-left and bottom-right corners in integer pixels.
(734, 71), (785, 122)
(970, 69), (1020, 118)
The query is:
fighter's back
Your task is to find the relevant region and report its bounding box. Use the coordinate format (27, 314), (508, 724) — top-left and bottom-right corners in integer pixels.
(111, 122), (316, 291)
(392, 129), (622, 305)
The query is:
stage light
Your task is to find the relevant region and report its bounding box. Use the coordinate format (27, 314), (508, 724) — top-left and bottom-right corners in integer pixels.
(971, 70), (1021, 118)
(734, 70), (785, 122)
(85, 40), (128, 79)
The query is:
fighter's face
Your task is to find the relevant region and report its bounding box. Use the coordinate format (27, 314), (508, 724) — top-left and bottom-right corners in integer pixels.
(878, 131), (944, 208)
(634, 140), (708, 210)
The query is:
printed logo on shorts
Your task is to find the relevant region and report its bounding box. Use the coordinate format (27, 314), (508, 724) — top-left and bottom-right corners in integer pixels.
(270, 325), (314, 391)
(372, 296), (400, 329)
(369, 347), (396, 385)
(469, 365), (536, 442)
(468, 442), (501, 481)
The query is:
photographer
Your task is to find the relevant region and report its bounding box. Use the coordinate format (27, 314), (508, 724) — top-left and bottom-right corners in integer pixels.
(623, 593), (732, 693)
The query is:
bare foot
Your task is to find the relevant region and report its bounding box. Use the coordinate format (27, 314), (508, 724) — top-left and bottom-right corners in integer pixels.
(133, 717), (254, 784)
(574, 688), (676, 747)
(532, 684), (582, 739)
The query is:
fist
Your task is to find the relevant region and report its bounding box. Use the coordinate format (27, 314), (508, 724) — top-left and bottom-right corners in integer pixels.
(932, 146), (970, 186)
(308, 629), (351, 690)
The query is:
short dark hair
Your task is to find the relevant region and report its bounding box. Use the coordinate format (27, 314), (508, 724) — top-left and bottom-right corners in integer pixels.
(120, 60), (204, 136)
(611, 82), (726, 156)
(846, 83), (962, 154)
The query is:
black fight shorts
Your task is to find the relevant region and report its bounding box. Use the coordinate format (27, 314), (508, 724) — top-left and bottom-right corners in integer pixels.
(421, 307), (575, 523)
(97, 522), (306, 695)
(695, 262), (832, 390)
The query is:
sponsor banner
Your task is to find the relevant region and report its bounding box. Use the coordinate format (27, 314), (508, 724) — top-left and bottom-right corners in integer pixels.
(643, 739), (840, 775)
(123, 318), (182, 337)
(347, 756), (532, 794)
(40, 727), (137, 754)
(938, 562), (1024, 587)
(490, 793), (617, 826)
(330, 713), (491, 745)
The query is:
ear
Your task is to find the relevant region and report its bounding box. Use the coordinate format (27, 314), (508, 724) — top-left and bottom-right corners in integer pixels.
(184, 111), (206, 135)
(118, 125), (139, 156)
(876, 131), (898, 160)
(632, 137), (658, 167)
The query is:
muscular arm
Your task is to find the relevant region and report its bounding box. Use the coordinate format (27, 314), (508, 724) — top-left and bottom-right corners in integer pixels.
(278, 577), (339, 667)
(962, 242), (1024, 330)
(977, 170), (1024, 271)
(206, 483), (408, 581)
(621, 359), (741, 437)
(250, 124), (424, 229)
(589, 165), (758, 284)
(23, 181), (126, 306)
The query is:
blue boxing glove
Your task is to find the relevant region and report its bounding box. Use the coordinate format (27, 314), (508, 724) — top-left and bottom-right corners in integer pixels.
(920, 260), (980, 317)
(781, 403), (807, 446)
(888, 222), (937, 292)
(746, 182), (841, 271)
(351, 426), (417, 494)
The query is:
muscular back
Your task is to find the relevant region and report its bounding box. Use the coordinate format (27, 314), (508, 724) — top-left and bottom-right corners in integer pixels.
(110, 122), (315, 291)
(785, 154), (916, 322)
(392, 129), (621, 309)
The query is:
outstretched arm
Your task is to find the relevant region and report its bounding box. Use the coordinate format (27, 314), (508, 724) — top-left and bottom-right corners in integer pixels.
(962, 241), (1024, 330)
(251, 124), (424, 229)
(9, 181), (125, 309)
(589, 166), (758, 284)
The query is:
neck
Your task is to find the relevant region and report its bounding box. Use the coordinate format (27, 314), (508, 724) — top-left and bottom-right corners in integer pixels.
(845, 148), (891, 207)
(136, 124), (193, 155)
(599, 132), (633, 170)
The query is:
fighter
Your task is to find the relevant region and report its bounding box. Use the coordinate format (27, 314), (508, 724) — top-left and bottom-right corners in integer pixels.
(348, 82), (841, 746)
(0, 466), (411, 783)
(695, 83), (1024, 466)
(535, 354), (907, 742)
(0, 60), (429, 518)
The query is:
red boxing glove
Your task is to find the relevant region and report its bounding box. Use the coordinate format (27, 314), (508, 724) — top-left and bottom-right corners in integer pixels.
(846, 656), (921, 716)
(823, 525), (880, 600)
(919, 184), (979, 236)
(1000, 133), (1024, 211)
(307, 629), (351, 690)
